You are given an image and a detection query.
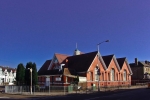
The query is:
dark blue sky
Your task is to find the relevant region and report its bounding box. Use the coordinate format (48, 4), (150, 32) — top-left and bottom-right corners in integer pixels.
(0, 0), (150, 70)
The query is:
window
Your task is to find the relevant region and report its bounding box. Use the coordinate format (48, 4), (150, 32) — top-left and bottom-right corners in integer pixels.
(53, 57), (58, 63)
(123, 70), (127, 81)
(56, 77), (61, 81)
(10, 71), (12, 76)
(95, 68), (98, 81)
(66, 77), (68, 83)
(111, 68), (115, 81)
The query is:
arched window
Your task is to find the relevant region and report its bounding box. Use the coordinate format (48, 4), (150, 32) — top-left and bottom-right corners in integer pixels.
(111, 68), (115, 81)
(95, 68), (98, 81)
(102, 73), (104, 81)
(123, 70), (127, 81)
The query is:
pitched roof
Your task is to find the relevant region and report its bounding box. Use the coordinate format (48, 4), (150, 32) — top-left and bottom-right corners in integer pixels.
(38, 69), (62, 76)
(102, 55), (114, 67)
(117, 58), (126, 69)
(47, 53), (69, 70)
(38, 60), (51, 75)
(55, 53), (69, 64)
(65, 51), (98, 72)
(0, 66), (16, 72)
(129, 61), (149, 67)
(139, 62), (150, 67)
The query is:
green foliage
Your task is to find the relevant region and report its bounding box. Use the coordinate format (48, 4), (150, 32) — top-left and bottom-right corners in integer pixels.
(25, 62), (32, 85)
(73, 75), (79, 84)
(32, 63), (38, 85)
(16, 63), (25, 85)
(24, 62), (38, 86)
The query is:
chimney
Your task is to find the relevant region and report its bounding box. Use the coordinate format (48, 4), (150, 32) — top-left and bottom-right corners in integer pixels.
(145, 60), (148, 64)
(135, 58), (138, 66)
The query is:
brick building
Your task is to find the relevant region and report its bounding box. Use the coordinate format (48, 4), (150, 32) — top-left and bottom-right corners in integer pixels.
(130, 58), (150, 80)
(38, 49), (132, 88)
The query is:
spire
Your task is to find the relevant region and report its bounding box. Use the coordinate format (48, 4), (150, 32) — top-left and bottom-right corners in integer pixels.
(76, 42), (77, 50)
(74, 42), (81, 55)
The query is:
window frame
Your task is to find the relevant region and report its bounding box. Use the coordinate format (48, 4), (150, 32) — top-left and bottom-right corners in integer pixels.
(110, 68), (115, 81)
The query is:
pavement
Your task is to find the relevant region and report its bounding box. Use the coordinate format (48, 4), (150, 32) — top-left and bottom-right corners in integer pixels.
(0, 85), (148, 100)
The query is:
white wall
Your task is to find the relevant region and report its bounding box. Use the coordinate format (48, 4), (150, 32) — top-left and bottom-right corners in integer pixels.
(0, 68), (16, 85)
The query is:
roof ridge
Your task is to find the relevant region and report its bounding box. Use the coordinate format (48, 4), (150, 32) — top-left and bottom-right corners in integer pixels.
(117, 57), (126, 59)
(55, 53), (70, 56)
(102, 54), (114, 57)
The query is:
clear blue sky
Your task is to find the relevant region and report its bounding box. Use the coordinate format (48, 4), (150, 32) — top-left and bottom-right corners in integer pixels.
(0, 0), (150, 70)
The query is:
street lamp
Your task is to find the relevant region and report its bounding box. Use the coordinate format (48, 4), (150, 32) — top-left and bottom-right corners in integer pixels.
(28, 68), (33, 95)
(97, 40), (109, 52)
(97, 40), (109, 91)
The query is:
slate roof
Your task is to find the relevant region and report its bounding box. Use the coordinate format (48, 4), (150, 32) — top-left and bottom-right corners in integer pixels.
(38, 51), (133, 76)
(117, 58), (126, 69)
(0, 66), (16, 72)
(129, 61), (149, 67)
(102, 55), (114, 67)
(129, 63), (136, 67)
(38, 60), (51, 75)
(140, 62), (149, 67)
(38, 69), (63, 76)
(65, 51), (98, 72)
(38, 59), (72, 76)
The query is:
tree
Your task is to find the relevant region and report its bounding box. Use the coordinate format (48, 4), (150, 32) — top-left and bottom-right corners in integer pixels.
(24, 62), (38, 86)
(73, 75), (79, 85)
(16, 63), (25, 85)
(32, 63), (38, 85)
(25, 62), (32, 85)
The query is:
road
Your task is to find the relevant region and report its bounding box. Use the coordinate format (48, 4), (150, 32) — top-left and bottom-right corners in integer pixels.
(32, 88), (150, 100)
(0, 88), (150, 100)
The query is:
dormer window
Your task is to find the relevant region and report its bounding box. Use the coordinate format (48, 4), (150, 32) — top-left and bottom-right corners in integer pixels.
(53, 57), (58, 64)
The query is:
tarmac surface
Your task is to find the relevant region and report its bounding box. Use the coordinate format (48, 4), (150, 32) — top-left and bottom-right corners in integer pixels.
(0, 85), (148, 100)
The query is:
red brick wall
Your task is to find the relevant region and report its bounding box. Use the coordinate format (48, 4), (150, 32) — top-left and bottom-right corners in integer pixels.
(86, 56), (131, 87)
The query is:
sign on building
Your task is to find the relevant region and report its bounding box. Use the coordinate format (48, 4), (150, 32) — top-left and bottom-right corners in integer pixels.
(79, 77), (87, 82)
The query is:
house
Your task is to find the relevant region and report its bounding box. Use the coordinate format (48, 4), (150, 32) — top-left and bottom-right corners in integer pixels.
(0, 66), (16, 85)
(129, 58), (150, 80)
(38, 49), (132, 88)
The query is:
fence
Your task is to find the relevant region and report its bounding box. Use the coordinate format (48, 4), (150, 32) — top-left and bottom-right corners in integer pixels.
(5, 85), (82, 95)
(4, 80), (149, 95)
(131, 80), (150, 85)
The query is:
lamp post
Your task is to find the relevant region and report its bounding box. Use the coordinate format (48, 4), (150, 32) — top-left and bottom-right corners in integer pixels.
(97, 40), (109, 91)
(96, 66), (100, 91)
(97, 40), (109, 52)
(28, 68), (33, 95)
